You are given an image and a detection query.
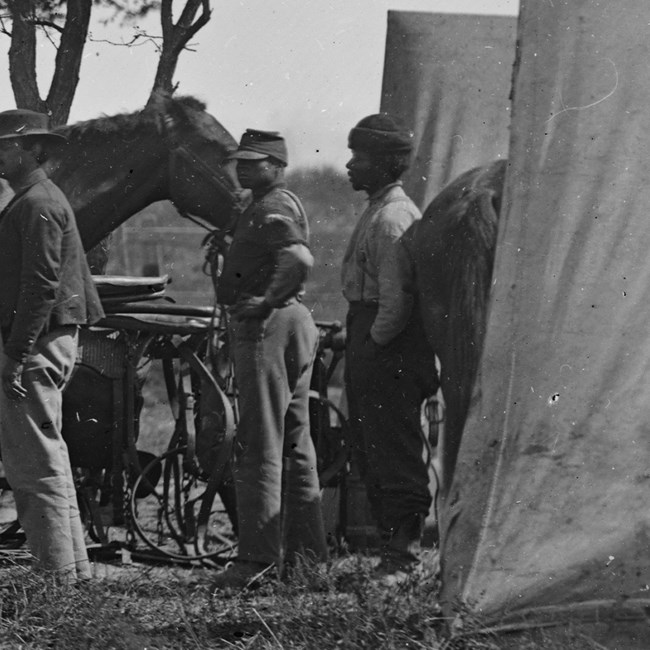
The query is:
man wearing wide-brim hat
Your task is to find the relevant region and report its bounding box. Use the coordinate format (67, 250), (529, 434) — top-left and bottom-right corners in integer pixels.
(0, 109), (104, 580)
(210, 129), (328, 591)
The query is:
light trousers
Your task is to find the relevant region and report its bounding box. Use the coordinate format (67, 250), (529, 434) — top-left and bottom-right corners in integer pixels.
(0, 327), (91, 580)
(231, 302), (328, 566)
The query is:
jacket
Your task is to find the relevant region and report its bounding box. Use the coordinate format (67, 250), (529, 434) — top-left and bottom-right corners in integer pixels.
(0, 169), (104, 362)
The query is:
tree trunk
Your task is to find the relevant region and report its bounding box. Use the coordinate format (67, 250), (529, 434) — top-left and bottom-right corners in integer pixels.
(148, 0), (211, 100)
(47, 0), (92, 126)
(7, 0), (44, 112)
(6, 0), (91, 125)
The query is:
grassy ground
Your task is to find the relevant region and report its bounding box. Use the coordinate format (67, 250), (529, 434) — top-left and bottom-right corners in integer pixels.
(0, 550), (630, 650)
(0, 366), (641, 649)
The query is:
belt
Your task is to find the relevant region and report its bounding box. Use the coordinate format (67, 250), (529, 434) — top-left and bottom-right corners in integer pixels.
(347, 300), (379, 313)
(0, 316), (71, 345)
(228, 295), (301, 311)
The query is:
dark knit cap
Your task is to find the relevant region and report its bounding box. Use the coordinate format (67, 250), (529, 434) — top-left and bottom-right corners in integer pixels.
(348, 113), (413, 154)
(229, 129), (288, 166)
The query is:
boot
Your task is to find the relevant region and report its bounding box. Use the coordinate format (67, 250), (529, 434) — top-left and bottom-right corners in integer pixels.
(374, 513), (425, 584)
(210, 560), (274, 593)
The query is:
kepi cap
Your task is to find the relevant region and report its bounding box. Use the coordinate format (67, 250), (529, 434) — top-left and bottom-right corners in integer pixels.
(0, 109), (66, 141)
(229, 129), (288, 166)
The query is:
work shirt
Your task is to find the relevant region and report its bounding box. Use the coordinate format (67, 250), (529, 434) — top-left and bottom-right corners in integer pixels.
(219, 183), (312, 307)
(0, 168), (104, 362)
(341, 181), (420, 346)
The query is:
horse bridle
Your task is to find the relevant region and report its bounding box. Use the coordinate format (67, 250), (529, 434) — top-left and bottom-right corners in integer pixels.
(158, 111), (243, 228)
(169, 142), (238, 207)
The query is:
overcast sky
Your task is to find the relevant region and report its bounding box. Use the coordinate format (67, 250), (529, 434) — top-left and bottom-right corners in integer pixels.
(0, 0), (519, 169)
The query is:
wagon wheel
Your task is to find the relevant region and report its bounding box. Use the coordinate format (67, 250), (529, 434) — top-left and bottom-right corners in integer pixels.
(310, 322), (350, 488)
(129, 340), (237, 562)
(129, 447), (236, 561)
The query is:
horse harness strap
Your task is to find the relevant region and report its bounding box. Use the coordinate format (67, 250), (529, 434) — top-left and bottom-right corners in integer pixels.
(277, 188), (309, 238)
(169, 143), (237, 204)
(179, 352), (199, 474)
(157, 107), (237, 206)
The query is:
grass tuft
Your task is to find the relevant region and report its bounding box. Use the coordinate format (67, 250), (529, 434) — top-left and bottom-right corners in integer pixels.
(1, 552), (641, 649)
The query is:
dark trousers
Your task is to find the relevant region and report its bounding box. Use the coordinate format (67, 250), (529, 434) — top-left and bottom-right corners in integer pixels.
(345, 303), (438, 540)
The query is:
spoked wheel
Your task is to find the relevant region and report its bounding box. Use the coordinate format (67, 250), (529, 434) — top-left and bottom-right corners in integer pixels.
(130, 446), (237, 562)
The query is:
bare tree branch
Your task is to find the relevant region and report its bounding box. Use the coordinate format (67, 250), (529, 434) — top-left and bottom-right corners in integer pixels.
(88, 29), (161, 48)
(0, 13), (13, 35)
(30, 18), (64, 33)
(147, 0), (211, 99)
(2, 0), (213, 122)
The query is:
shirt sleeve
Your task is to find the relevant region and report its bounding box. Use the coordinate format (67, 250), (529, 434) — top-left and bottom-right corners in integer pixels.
(5, 199), (64, 362)
(264, 243), (314, 307)
(369, 206), (417, 346)
(262, 212), (308, 248)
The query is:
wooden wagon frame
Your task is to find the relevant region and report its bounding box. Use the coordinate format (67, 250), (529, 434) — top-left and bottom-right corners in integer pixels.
(0, 274), (352, 566)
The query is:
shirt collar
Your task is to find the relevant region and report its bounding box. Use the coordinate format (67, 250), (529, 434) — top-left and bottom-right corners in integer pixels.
(252, 179), (286, 200)
(368, 180), (403, 203)
(12, 168), (48, 196)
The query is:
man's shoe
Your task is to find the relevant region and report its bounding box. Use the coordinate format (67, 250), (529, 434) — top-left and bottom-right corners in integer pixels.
(210, 560), (274, 593)
(372, 557), (417, 587)
(372, 548), (440, 587)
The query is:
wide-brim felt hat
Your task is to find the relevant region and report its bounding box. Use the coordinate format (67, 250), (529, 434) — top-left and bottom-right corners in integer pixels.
(0, 109), (66, 141)
(229, 129), (288, 165)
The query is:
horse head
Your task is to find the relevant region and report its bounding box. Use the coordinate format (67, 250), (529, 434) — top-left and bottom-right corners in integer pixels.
(150, 93), (246, 232)
(44, 94), (243, 253)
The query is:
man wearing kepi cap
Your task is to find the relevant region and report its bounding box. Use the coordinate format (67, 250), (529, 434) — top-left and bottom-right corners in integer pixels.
(0, 109), (104, 580)
(211, 129), (327, 591)
(342, 113), (438, 582)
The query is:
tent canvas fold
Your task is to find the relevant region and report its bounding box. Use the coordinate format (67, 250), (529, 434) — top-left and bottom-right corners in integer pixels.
(380, 11), (516, 211)
(440, 0), (650, 633)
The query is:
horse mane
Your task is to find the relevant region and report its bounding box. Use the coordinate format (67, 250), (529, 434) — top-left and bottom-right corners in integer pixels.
(419, 159), (507, 430)
(445, 160), (506, 396)
(55, 95), (208, 146)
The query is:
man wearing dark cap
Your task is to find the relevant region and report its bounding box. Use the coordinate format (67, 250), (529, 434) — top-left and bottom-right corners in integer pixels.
(211, 129), (327, 591)
(342, 113), (438, 581)
(0, 109), (104, 580)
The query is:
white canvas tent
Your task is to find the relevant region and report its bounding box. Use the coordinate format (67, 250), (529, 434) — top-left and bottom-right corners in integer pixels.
(438, 0), (650, 643)
(380, 11), (516, 211)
